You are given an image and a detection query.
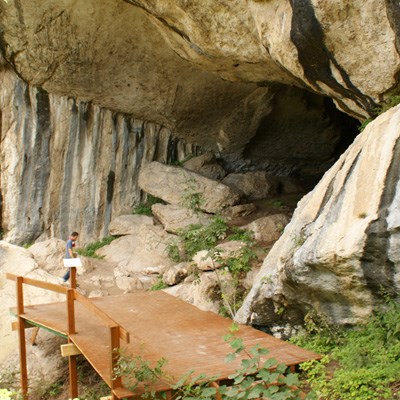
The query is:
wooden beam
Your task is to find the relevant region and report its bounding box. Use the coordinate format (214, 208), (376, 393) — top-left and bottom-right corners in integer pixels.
(67, 289), (76, 335)
(70, 267), (77, 289)
(68, 350), (78, 399)
(110, 325), (121, 390)
(16, 277), (28, 399)
(74, 291), (130, 343)
(7, 273), (68, 294)
(30, 326), (39, 345)
(11, 320), (36, 331)
(61, 343), (82, 357)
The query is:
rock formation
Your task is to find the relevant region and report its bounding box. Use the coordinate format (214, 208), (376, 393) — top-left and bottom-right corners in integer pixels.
(237, 106), (400, 331)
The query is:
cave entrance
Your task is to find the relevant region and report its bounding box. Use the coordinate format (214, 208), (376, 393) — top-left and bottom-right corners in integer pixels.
(243, 86), (359, 191)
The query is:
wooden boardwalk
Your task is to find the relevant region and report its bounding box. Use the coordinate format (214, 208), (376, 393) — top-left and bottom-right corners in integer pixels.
(8, 274), (321, 399)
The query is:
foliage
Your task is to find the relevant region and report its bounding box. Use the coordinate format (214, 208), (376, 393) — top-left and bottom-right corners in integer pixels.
(114, 324), (312, 400)
(226, 227), (254, 244)
(77, 236), (117, 258)
(150, 277), (168, 291)
(294, 299), (400, 399)
(358, 95), (400, 132)
(166, 241), (182, 263)
(176, 216), (229, 260)
(133, 194), (164, 216)
(211, 246), (257, 318)
(114, 350), (168, 398)
(0, 390), (13, 400)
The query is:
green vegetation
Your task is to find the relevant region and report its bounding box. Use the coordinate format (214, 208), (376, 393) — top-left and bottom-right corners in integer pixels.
(114, 324), (312, 399)
(150, 277), (168, 291)
(176, 216), (229, 261)
(358, 95), (400, 132)
(133, 194), (164, 216)
(77, 236), (117, 258)
(226, 226), (254, 243)
(292, 299), (400, 399)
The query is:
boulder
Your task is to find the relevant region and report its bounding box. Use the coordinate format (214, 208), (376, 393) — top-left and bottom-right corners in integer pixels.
(0, 242), (64, 363)
(243, 214), (290, 243)
(237, 106), (400, 329)
(108, 214), (154, 236)
(29, 238), (93, 276)
(221, 203), (257, 218)
(163, 272), (221, 314)
(152, 203), (212, 234)
(222, 171), (278, 201)
(183, 153), (227, 180)
(139, 162), (241, 213)
(163, 263), (190, 286)
(97, 224), (178, 272)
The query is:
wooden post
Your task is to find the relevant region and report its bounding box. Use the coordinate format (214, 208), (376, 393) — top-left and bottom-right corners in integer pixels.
(66, 288), (78, 398)
(70, 267), (77, 289)
(110, 325), (121, 390)
(30, 327), (40, 345)
(16, 277), (28, 399)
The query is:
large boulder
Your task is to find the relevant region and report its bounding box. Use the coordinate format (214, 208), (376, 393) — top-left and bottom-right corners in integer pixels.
(29, 238), (93, 276)
(109, 214), (154, 236)
(139, 162), (241, 213)
(222, 171), (278, 201)
(183, 153), (227, 180)
(152, 203), (212, 234)
(0, 242), (64, 363)
(243, 214), (290, 243)
(97, 224), (178, 272)
(237, 105), (400, 330)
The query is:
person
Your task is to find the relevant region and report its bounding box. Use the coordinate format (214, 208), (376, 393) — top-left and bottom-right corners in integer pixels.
(62, 232), (79, 283)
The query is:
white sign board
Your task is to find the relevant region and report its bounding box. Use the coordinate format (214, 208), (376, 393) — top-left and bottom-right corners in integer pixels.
(63, 258), (82, 268)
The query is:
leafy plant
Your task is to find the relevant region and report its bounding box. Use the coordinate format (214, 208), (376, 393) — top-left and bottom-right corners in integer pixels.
(114, 350), (168, 398)
(175, 216), (229, 261)
(77, 236), (117, 258)
(133, 194), (164, 216)
(293, 299), (400, 399)
(226, 227), (254, 244)
(150, 277), (168, 291)
(166, 242), (182, 263)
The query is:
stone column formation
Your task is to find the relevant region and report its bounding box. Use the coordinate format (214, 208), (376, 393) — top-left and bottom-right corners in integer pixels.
(0, 67), (196, 244)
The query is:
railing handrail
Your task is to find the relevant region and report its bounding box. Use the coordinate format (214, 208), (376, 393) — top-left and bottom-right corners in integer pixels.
(6, 273), (130, 343)
(6, 272), (68, 294)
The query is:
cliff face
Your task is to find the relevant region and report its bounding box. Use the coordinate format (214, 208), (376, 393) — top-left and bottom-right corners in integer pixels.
(0, 68), (196, 244)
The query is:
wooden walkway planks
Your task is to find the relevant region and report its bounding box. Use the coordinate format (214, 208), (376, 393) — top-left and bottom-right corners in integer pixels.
(15, 291), (321, 398)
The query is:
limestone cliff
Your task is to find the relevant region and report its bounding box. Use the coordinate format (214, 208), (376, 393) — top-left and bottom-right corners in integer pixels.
(0, 67), (196, 244)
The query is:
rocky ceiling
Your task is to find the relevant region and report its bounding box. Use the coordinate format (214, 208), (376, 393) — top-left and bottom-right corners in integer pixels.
(0, 0), (399, 178)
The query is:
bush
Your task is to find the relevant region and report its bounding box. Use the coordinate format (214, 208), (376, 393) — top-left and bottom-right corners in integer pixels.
(294, 298), (400, 399)
(133, 195), (164, 216)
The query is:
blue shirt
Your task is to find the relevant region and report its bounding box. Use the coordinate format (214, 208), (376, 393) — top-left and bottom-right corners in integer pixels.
(65, 239), (75, 258)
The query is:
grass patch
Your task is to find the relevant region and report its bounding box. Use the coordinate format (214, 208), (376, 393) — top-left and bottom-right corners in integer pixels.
(77, 236), (117, 258)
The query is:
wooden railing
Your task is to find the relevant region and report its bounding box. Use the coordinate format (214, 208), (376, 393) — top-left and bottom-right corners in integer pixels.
(6, 273), (130, 399)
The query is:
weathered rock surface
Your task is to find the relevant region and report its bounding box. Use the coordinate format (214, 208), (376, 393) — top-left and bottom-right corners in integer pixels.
(2, 0), (398, 120)
(0, 68), (195, 245)
(237, 106), (400, 330)
(163, 263), (190, 286)
(222, 172), (278, 201)
(221, 203), (257, 219)
(109, 215), (154, 236)
(97, 224), (177, 272)
(139, 162), (241, 213)
(152, 203), (212, 234)
(243, 214), (290, 243)
(183, 153), (226, 180)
